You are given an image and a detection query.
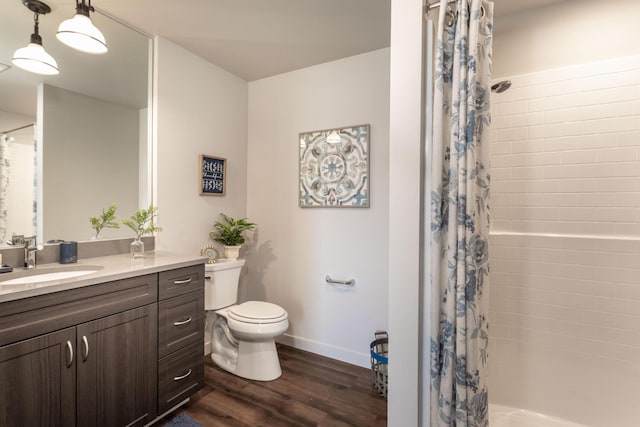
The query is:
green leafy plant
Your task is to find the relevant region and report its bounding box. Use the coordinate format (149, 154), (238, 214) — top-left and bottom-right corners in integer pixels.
(122, 204), (162, 239)
(89, 203), (119, 239)
(209, 213), (255, 246)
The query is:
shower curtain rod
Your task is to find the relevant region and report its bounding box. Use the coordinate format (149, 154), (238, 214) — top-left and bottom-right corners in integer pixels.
(426, 0), (456, 14)
(426, 0), (484, 16)
(0, 123), (34, 135)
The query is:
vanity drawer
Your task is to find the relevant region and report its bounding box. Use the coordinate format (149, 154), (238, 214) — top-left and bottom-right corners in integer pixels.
(0, 273), (157, 347)
(158, 265), (204, 301)
(158, 341), (204, 414)
(158, 290), (204, 358)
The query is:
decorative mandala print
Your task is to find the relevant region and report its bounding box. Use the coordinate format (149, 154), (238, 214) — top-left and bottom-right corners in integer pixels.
(299, 124), (369, 207)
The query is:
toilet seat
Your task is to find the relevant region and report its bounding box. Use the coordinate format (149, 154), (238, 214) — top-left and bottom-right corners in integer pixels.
(228, 301), (287, 324)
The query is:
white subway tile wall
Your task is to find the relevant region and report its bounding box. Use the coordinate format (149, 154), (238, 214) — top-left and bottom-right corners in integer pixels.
(489, 55), (640, 427)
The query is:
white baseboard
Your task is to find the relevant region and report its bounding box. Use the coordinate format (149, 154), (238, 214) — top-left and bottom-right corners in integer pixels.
(206, 332), (370, 369)
(277, 333), (370, 369)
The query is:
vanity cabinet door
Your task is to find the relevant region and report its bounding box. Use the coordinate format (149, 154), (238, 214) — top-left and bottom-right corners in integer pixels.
(0, 327), (76, 427)
(76, 305), (158, 427)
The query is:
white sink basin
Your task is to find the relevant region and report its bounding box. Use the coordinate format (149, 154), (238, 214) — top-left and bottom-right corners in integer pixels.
(0, 265), (102, 285)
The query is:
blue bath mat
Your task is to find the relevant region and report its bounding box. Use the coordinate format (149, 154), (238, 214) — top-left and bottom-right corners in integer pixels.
(164, 414), (202, 427)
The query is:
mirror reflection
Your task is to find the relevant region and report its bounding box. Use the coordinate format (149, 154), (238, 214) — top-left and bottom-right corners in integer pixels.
(0, 1), (151, 245)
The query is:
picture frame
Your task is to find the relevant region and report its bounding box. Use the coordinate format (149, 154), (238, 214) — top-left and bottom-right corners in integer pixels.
(200, 154), (226, 196)
(299, 124), (370, 208)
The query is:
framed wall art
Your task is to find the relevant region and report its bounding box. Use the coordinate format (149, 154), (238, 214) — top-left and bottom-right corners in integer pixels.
(299, 124), (370, 208)
(200, 154), (226, 196)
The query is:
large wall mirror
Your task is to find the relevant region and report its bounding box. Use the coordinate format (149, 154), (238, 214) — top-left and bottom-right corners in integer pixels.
(0, 0), (151, 245)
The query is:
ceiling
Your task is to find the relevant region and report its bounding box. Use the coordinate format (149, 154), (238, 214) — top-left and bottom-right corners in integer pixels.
(1, 0), (569, 119)
(94, 0), (569, 82)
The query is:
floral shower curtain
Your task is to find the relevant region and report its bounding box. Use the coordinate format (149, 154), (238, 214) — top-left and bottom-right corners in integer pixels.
(429, 0), (493, 426)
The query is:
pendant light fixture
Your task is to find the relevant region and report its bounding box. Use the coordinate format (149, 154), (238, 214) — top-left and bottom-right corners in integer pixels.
(56, 0), (107, 54)
(12, 0), (59, 76)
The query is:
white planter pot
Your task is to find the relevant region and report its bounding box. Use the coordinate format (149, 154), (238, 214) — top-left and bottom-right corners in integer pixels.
(223, 245), (242, 260)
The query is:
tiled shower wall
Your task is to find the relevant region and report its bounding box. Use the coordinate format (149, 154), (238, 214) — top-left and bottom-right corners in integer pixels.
(489, 55), (640, 426)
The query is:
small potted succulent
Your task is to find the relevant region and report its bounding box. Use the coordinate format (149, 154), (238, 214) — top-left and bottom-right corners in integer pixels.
(209, 213), (255, 260)
(122, 204), (162, 258)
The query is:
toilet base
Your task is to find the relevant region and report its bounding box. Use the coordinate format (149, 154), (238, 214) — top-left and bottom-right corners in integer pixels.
(212, 339), (282, 381)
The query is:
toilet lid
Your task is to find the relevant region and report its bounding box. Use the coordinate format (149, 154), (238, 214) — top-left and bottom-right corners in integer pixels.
(228, 301), (287, 324)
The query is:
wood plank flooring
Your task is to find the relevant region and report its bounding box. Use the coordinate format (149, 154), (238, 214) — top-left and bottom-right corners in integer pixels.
(162, 344), (387, 426)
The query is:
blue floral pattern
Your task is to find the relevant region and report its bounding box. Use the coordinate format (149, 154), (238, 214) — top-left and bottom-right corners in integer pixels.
(430, 1), (493, 426)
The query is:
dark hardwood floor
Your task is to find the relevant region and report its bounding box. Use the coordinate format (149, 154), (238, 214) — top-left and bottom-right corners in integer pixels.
(162, 344), (387, 426)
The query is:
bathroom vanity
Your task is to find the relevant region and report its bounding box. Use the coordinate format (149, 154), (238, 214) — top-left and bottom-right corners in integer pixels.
(0, 252), (205, 427)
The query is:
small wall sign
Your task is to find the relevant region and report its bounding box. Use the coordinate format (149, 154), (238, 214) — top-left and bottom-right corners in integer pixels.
(200, 155), (226, 196)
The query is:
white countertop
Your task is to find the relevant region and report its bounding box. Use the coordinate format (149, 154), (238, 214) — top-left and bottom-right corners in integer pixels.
(0, 251), (206, 303)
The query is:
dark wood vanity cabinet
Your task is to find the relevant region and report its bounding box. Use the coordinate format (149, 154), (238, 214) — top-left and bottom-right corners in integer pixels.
(76, 305), (158, 427)
(0, 263), (205, 427)
(0, 307), (158, 427)
(0, 327), (76, 427)
(157, 265), (205, 414)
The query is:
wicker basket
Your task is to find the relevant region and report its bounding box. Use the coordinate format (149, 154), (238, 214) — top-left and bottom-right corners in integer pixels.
(370, 331), (388, 399)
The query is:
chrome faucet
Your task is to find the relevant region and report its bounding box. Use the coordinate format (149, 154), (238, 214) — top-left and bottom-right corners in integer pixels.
(24, 236), (41, 269)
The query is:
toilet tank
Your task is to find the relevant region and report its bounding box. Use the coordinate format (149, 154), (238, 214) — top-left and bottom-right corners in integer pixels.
(204, 258), (246, 310)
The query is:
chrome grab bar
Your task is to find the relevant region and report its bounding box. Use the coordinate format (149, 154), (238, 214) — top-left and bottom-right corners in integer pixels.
(173, 278), (192, 285)
(325, 275), (355, 286)
(173, 317), (193, 326)
(173, 369), (192, 381)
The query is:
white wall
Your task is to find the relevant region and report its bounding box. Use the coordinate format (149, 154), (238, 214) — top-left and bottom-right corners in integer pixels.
(493, 0), (640, 78)
(246, 49), (390, 368)
(489, 2), (640, 425)
(154, 37), (248, 255)
(387, 0), (424, 424)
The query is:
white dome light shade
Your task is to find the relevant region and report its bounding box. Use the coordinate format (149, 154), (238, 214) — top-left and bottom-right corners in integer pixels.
(57, 14), (107, 54)
(12, 42), (59, 76)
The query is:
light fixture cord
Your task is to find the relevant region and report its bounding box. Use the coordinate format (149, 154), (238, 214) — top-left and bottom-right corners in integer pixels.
(76, 0), (95, 15)
(30, 12), (43, 45)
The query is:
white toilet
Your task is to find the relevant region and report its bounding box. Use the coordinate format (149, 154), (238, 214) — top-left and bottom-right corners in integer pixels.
(205, 259), (289, 381)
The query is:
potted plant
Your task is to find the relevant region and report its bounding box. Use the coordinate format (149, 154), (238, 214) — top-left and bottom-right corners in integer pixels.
(122, 204), (162, 257)
(89, 203), (119, 239)
(209, 213), (255, 260)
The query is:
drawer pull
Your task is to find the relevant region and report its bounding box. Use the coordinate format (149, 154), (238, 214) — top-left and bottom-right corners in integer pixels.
(173, 369), (192, 381)
(173, 317), (193, 326)
(173, 278), (192, 285)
